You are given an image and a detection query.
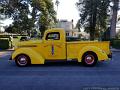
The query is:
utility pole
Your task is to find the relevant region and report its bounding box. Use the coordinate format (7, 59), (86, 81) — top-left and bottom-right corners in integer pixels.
(110, 0), (119, 39)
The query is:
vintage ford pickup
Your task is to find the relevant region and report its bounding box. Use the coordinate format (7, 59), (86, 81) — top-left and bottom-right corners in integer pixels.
(10, 28), (112, 67)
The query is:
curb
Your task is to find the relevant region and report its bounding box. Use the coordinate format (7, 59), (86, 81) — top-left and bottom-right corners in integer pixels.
(0, 51), (7, 57)
(6, 49), (14, 51)
(0, 49), (14, 52)
(111, 49), (120, 52)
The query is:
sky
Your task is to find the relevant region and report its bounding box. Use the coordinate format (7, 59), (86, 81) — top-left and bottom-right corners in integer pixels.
(2, 19), (13, 26)
(53, 0), (79, 25)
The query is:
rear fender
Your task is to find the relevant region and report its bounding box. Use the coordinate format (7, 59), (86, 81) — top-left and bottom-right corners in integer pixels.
(78, 46), (108, 62)
(12, 48), (45, 64)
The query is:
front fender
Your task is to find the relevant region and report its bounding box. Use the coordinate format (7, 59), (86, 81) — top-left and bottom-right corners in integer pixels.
(12, 48), (45, 64)
(78, 46), (108, 62)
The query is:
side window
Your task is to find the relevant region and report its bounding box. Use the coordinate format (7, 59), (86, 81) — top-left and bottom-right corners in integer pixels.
(46, 32), (60, 40)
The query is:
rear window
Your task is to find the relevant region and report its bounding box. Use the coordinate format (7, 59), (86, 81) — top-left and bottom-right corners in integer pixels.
(66, 37), (80, 42)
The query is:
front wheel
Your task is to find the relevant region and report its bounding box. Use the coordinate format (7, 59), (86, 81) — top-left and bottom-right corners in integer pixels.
(82, 52), (98, 67)
(15, 54), (30, 67)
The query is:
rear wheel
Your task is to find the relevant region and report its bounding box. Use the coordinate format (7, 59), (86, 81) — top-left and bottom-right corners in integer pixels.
(82, 52), (98, 67)
(15, 54), (30, 67)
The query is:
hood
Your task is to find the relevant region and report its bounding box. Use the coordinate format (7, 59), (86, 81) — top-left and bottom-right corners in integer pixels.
(16, 40), (42, 48)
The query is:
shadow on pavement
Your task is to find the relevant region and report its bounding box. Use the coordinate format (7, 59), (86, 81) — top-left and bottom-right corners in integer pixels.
(28, 61), (110, 68)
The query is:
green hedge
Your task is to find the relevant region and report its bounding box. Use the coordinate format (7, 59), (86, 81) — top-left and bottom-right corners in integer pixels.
(0, 39), (9, 50)
(111, 39), (120, 49)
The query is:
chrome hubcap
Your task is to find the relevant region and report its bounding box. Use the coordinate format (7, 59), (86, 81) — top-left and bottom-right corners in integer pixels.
(85, 55), (94, 64)
(17, 56), (27, 66)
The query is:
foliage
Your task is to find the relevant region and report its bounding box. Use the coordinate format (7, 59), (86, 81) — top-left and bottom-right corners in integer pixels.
(0, 0), (56, 36)
(111, 39), (120, 49)
(0, 39), (9, 49)
(76, 0), (110, 40)
(76, 19), (81, 32)
(102, 27), (110, 41)
(31, 0), (56, 35)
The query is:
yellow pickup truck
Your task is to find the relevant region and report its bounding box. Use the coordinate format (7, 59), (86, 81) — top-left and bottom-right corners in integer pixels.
(10, 28), (112, 67)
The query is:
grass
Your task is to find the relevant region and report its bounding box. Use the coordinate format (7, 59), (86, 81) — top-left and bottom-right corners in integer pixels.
(12, 38), (20, 47)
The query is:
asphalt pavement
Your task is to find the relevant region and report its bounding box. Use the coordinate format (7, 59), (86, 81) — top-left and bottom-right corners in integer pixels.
(0, 51), (120, 90)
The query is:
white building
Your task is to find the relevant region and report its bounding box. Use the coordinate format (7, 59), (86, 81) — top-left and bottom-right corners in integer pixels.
(56, 20), (79, 37)
(57, 20), (73, 30)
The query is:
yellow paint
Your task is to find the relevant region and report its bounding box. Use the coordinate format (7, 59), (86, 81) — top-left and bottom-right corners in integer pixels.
(12, 48), (44, 64)
(11, 28), (111, 64)
(67, 42), (110, 61)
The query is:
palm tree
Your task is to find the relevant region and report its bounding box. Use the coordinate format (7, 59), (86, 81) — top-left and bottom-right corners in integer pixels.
(55, 0), (60, 16)
(55, 0), (60, 11)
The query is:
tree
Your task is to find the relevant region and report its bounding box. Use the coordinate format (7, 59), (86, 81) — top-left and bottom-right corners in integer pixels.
(110, 0), (119, 39)
(55, 0), (60, 15)
(5, 25), (12, 33)
(0, 0), (56, 35)
(76, 0), (110, 40)
(31, 0), (56, 36)
(0, 0), (33, 34)
(76, 19), (81, 32)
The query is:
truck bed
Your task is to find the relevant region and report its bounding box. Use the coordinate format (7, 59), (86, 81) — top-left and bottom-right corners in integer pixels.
(66, 41), (110, 59)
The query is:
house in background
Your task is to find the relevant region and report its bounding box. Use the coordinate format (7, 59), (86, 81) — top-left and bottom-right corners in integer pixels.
(56, 19), (79, 37)
(56, 19), (90, 39)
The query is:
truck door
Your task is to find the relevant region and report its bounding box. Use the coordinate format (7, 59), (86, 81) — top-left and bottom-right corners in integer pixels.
(43, 32), (66, 60)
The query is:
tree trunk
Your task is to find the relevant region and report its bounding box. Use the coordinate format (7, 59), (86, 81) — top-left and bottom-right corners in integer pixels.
(90, 29), (95, 40)
(90, 13), (97, 40)
(110, 0), (119, 38)
(89, 0), (97, 41)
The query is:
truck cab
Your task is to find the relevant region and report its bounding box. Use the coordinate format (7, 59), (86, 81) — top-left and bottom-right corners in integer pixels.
(10, 28), (112, 67)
